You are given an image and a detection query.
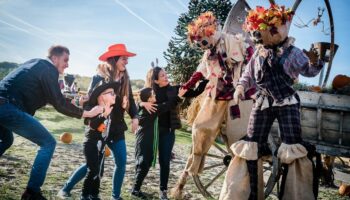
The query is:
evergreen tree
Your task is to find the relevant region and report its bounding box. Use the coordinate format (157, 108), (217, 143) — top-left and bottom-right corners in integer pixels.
(163, 0), (232, 84)
(0, 62), (19, 80)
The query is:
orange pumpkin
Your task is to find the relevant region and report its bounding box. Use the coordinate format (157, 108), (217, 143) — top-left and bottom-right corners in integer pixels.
(97, 123), (106, 132)
(310, 86), (322, 93)
(339, 183), (350, 196)
(332, 74), (350, 90)
(104, 147), (111, 157)
(60, 132), (73, 144)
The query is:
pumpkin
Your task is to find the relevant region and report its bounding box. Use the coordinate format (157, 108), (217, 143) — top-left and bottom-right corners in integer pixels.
(97, 123), (106, 132)
(310, 86), (322, 93)
(104, 147), (111, 157)
(339, 183), (350, 196)
(60, 132), (73, 144)
(332, 74), (350, 90)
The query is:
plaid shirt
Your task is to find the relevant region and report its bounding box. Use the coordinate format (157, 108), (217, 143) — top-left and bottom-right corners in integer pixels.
(183, 33), (246, 100)
(239, 45), (324, 91)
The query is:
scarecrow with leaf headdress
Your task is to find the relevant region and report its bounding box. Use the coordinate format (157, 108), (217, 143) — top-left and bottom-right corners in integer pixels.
(171, 8), (255, 198)
(220, 4), (325, 200)
(182, 11), (253, 175)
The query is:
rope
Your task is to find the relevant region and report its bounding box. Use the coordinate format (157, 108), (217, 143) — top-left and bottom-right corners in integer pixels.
(152, 117), (159, 167)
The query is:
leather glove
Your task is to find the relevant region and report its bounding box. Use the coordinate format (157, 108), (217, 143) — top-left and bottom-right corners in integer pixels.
(303, 47), (319, 65)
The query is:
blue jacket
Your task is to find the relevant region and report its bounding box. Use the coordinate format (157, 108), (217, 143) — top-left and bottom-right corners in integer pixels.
(0, 58), (83, 117)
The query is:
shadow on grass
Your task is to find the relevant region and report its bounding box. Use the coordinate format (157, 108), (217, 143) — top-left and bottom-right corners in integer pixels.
(1, 154), (22, 162)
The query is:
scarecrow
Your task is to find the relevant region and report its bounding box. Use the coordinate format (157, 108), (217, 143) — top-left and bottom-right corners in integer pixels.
(220, 4), (325, 200)
(172, 10), (254, 199)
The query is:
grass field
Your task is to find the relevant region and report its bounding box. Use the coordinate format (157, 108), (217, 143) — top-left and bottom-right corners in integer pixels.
(0, 106), (197, 200)
(0, 106), (348, 200)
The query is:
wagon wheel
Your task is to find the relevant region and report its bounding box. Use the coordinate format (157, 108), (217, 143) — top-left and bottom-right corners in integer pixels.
(263, 133), (282, 198)
(192, 141), (230, 199)
(192, 134), (281, 199)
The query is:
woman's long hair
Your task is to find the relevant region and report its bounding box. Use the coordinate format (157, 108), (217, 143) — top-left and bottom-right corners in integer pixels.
(96, 63), (109, 78)
(99, 56), (130, 111)
(144, 68), (154, 88)
(148, 66), (163, 91)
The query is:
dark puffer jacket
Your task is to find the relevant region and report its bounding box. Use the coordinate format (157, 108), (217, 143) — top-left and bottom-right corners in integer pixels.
(155, 79), (208, 130)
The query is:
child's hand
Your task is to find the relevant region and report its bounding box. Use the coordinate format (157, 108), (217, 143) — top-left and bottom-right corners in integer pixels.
(122, 95), (128, 109)
(103, 105), (113, 117)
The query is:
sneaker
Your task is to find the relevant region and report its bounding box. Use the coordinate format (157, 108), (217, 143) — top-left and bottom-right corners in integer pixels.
(21, 188), (47, 200)
(131, 190), (147, 199)
(111, 196), (124, 200)
(159, 190), (169, 200)
(171, 152), (175, 160)
(111, 197), (124, 200)
(80, 195), (90, 200)
(57, 189), (71, 199)
(89, 194), (102, 200)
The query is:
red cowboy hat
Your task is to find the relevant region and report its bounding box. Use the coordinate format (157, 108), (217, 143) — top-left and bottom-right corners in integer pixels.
(99, 44), (136, 61)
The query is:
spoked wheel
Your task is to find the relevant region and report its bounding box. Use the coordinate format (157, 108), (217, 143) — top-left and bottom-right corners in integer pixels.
(263, 134), (282, 198)
(192, 134), (282, 199)
(192, 142), (230, 199)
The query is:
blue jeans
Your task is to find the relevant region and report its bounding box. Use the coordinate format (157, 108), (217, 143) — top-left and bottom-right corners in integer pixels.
(62, 139), (127, 198)
(0, 103), (56, 192)
(0, 125), (14, 156)
(158, 127), (175, 191)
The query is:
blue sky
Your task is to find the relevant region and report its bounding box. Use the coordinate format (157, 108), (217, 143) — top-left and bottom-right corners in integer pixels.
(0, 0), (349, 86)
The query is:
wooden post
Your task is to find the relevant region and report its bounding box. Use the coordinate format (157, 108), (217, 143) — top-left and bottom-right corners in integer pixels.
(316, 96), (323, 141)
(339, 111), (344, 145)
(321, 155), (335, 187)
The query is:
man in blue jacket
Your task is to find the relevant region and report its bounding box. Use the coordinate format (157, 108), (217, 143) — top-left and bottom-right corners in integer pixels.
(0, 45), (103, 200)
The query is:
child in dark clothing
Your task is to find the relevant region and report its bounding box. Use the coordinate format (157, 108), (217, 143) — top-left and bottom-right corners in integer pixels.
(81, 82), (119, 200)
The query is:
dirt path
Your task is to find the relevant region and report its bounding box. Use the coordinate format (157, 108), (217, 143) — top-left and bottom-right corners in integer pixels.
(0, 135), (210, 200)
(0, 135), (349, 200)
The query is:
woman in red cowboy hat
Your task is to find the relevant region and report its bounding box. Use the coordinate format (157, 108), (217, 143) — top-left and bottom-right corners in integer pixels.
(58, 44), (138, 200)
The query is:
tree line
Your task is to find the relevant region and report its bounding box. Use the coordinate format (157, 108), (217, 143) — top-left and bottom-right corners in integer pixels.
(0, 61), (145, 92)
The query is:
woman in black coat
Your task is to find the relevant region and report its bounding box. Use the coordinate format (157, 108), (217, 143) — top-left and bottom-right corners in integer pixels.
(135, 66), (208, 200)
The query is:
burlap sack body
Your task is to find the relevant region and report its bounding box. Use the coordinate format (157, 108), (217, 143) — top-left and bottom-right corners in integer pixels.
(219, 140), (264, 200)
(278, 143), (315, 200)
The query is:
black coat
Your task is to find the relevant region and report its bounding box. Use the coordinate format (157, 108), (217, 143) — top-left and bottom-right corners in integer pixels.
(154, 79), (208, 130)
(137, 96), (179, 136)
(85, 115), (108, 140)
(0, 59), (83, 117)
